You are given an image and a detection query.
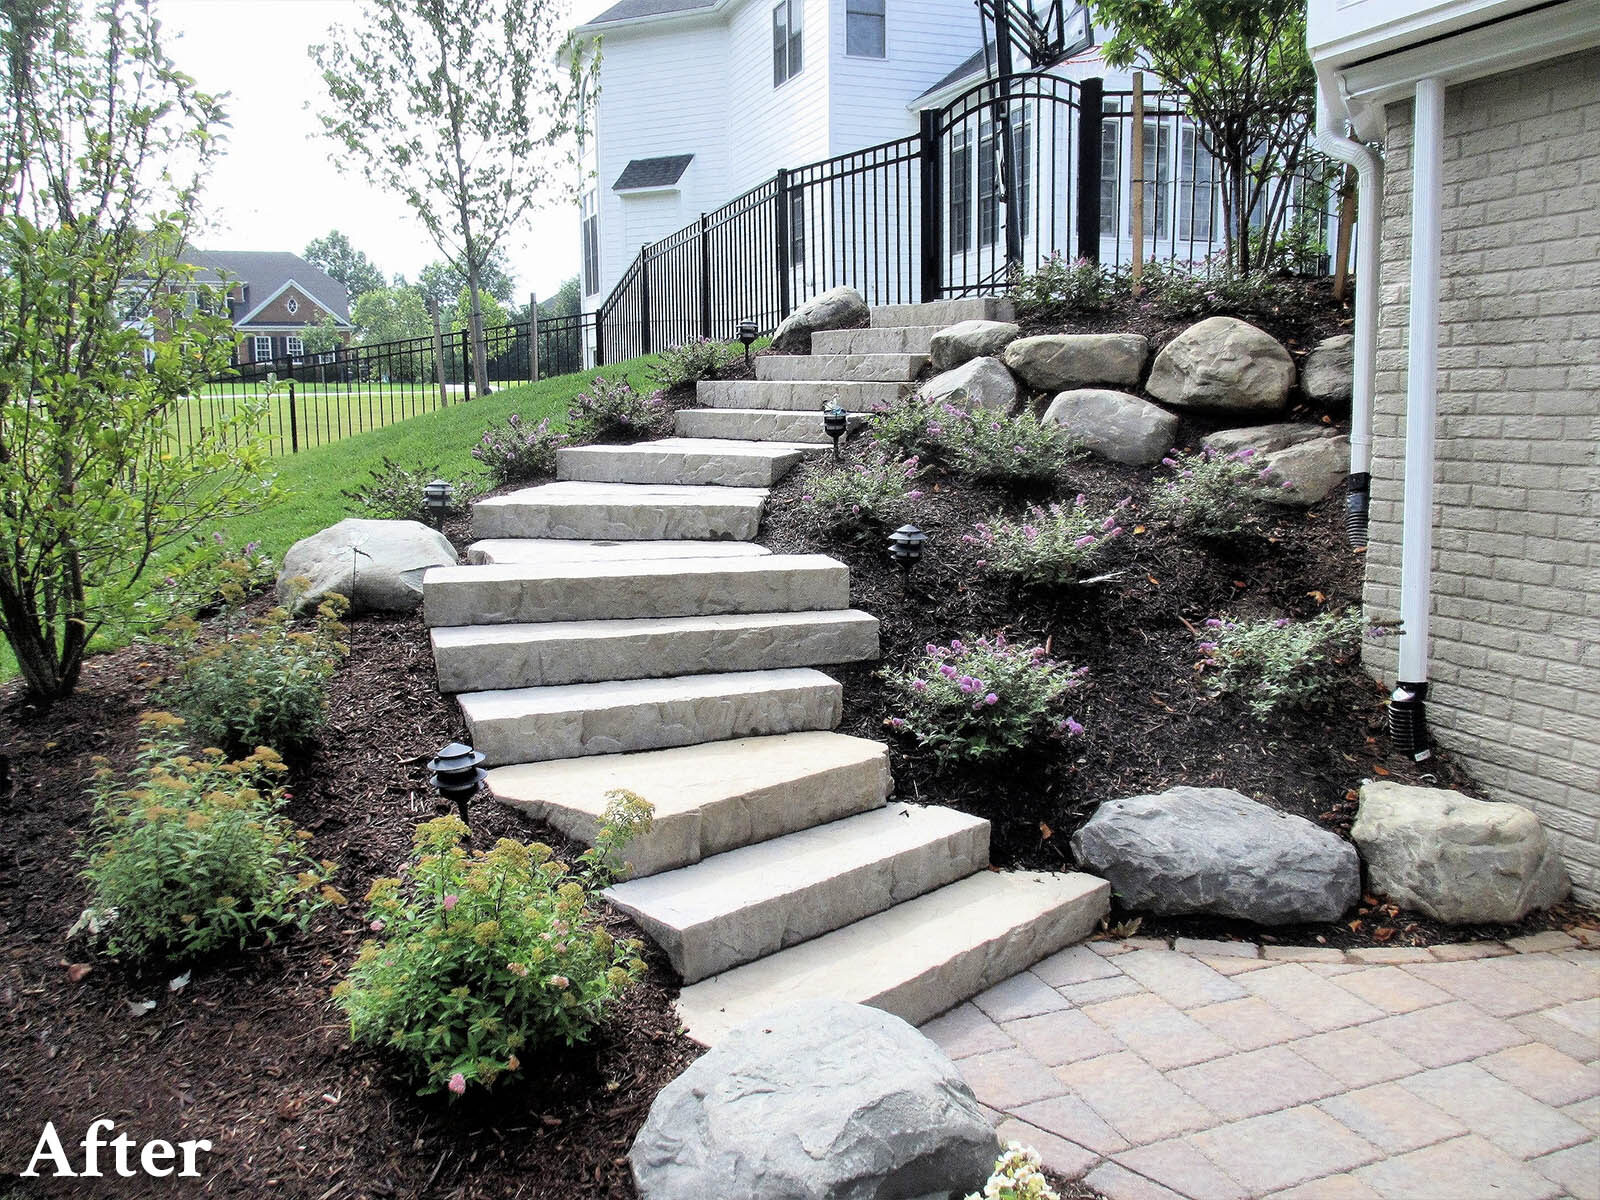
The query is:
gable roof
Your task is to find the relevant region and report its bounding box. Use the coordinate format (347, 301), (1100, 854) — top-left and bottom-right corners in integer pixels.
(183, 249), (351, 322)
(613, 154), (695, 191)
(585, 0), (718, 27)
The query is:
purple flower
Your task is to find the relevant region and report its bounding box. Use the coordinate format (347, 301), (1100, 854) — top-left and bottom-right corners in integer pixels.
(1204, 618), (1223, 629)
(939, 663), (957, 678)
(1065, 716), (1085, 736)
(1274, 617), (1292, 628)
(1198, 641), (1218, 652)
(1240, 447), (1256, 459)
(887, 716), (906, 729)
(911, 678), (928, 692)
(1161, 457), (1178, 468)
(1258, 469), (1274, 481)
(950, 638), (965, 652)
(959, 676), (978, 693)
(908, 490), (924, 500)
(1101, 515), (1116, 531)
(1073, 535), (1096, 549)
(984, 693), (998, 705)
(1023, 524), (1039, 540)
(925, 643), (939, 655)
(1074, 493), (1087, 507)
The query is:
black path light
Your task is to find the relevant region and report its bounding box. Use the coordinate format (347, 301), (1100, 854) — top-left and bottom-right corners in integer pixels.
(823, 403), (849, 460)
(736, 318), (758, 365)
(428, 741), (486, 824)
(887, 523), (927, 591)
(423, 479), (455, 531)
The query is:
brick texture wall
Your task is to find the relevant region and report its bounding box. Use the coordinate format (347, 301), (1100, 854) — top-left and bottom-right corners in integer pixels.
(1364, 49), (1600, 902)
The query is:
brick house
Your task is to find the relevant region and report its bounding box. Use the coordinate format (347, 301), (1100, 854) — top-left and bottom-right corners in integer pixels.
(184, 250), (354, 365)
(1309, 0), (1600, 901)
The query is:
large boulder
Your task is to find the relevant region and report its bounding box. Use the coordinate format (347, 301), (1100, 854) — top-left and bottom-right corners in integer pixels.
(1351, 781), (1571, 925)
(1302, 334), (1354, 406)
(1043, 388), (1180, 465)
(631, 1000), (997, 1200)
(771, 286), (869, 353)
(1071, 786), (1360, 925)
(1002, 333), (1149, 391)
(277, 518), (457, 615)
(920, 355), (1018, 412)
(1146, 317), (1295, 414)
(1204, 422), (1350, 506)
(929, 319), (1022, 370)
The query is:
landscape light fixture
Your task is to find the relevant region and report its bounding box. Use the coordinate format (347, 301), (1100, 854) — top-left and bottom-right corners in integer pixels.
(427, 741), (487, 825)
(823, 404), (849, 460)
(737, 318), (758, 364)
(423, 479), (455, 530)
(887, 523), (927, 591)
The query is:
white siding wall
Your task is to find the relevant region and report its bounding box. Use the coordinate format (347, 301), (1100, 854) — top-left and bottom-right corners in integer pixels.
(826, 0), (976, 153)
(724, 0), (832, 192)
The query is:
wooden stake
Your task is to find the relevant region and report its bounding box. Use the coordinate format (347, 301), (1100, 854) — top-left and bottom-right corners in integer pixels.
(1130, 70), (1145, 291)
(1332, 165), (1357, 303)
(428, 300), (449, 409)
(528, 291), (540, 382)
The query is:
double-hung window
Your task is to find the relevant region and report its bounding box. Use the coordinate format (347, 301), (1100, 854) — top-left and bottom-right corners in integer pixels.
(253, 335), (273, 362)
(772, 0), (802, 86)
(977, 116), (999, 249)
(845, 0), (885, 57)
(948, 125), (972, 254)
(285, 335), (304, 359)
(788, 191), (806, 266)
(1141, 119), (1173, 241)
(580, 193), (600, 296)
(1177, 124), (1216, 243)
(1098, 106), (1120, 237)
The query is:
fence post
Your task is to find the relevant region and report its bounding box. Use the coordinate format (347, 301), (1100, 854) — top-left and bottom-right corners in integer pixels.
(1130, 71), (1146, 289)
(638, 245), (653, 355)
(773, 169), (792, 321)
(288, 381), (299, 454)
(918, 109), (943, 302)
(698, 213), (713, 339)
(428, 300), (449, 410)
(594, 309), (606, 367)
(460, 328), (473, 401)
(528, 291), (540, 382)
(1076, 77), (1104, 264)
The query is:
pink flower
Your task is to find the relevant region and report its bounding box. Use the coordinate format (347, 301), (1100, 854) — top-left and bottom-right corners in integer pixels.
(1074, 534), (1095, 549)
(448, 1073), (467, 1095)
(908, 490), (924, 500)
(369, 920), (384, 932)
(984, 693), (998, 705)
(911, 679), (928, 692)
(442, 894), (459, 912)
(1065, 716), (1085, 737)
(548, 975), (570, 989)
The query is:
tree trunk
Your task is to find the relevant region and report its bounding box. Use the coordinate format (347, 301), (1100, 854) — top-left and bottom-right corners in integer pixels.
(465, 259), (491, 396)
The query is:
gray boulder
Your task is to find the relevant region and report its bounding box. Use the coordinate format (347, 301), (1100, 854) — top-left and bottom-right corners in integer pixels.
(929, 319), (1022, 370)
(1303, 334), (1354, 406)
(1002, 333), (1149, 391)
(1204, 422), (1350, 506)
(1043, 388), (1179, 465)
(1351, 781), (1571, 925)
(276, 518), (457, 615)
(1146, 317), (1295, 414)
(1071, 786), (1360, 925)
(920, 356), (1018, 412)
(631, 999), (997, 1200)
(772, 286), (869, 353)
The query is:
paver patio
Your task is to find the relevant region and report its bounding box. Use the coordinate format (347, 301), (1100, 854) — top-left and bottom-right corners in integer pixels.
(923, 931), (1600, 1200)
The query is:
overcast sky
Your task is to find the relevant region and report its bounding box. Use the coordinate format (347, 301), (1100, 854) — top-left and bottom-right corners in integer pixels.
(160, 0), (612, 302)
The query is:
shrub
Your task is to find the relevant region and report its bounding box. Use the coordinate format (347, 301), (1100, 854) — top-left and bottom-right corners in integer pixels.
(75, 714), (339, 963)
(965, 1142), (1060, 1200)
(795, 454), (923, 535)
(869, 393), (951, 464)
(1145, 444), (1295, 538)
(651, 337), (739, 390)
(1140, 261), (1285, 319)
(333, 795), (654, 1096)
(944, 408), (1081, 488)
(163, 595), (350, 759)
(472, 414), (569, 485)
(884, 633), (1087, 765)
(1196, 608), (1365, 717)
(965, 495), (1130, 587)
(569, 375), (669, 442)
(343, 456), (485, 521)
(1009, 254), (1124, 322)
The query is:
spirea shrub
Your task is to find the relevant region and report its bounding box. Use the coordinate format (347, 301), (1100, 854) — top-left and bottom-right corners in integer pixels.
(1196, 608), (1365, 717)
(1146, 444), (1295, 537)
(334, 795), (654, 1096)
(76, 714), (339, 963)
(163, 594), (349, 759)
(569, 375), (669, 442)
(965, 494), (1130, 587)
(944, 408), (1082, 488)
(342, 457), (484, 522)
(651, 337), (738, 389)
(965, 1142), (1060, 1200)
(795, 453), (924, 534)
(884, 633), (1087, 764)
(472, 414), (569, 485)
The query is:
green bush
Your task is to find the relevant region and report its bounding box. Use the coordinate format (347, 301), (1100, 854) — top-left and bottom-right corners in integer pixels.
(869, 393), (951, 464)
(569, 375), (669, 442)
(342, 456), (485, 521)
(1197, 609), (1365, 717)
(75, 715), (339, 963)
(163, 595), (349, 759)
(795, 454), (924, 535)
(965, 495), (1129, 587)
(945, 408), (1081, 488)
(334, 796), (654, 1096)
(650, 337), (739, 390)
(471, 413), (569, 485)
(1009, 254), (1123, 322)
(884, 633), (1086, 765)
(1146, 445), (1296, 538)
(1139, 262), (1286, 319)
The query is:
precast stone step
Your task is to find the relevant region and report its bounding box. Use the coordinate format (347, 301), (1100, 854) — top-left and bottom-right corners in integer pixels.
(472, 481), (767, 542)
(423, 554), (849, 628)
(869, 298), (1015, 327)
(675, 869), (1111, 1046)
(557, 438), (819, 487)
(487, 732), (892, 877)
(755, 353), (926, 382)
(431, 608), (880, 692)
(673, 407), (870, 444)
(694, 380), (911, 412)
(459, 667), (843, 766)
(811, 326), (939, 356)
(466, 538), (771, 566)
(606, 803), (990, 982)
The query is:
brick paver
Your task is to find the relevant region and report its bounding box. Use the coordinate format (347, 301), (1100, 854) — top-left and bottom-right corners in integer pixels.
(925, 935), (1600, 1200)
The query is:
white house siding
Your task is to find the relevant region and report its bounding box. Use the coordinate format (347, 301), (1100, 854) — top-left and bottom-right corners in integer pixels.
(826, 0), (976, 154)
(724, 0), (832, 193)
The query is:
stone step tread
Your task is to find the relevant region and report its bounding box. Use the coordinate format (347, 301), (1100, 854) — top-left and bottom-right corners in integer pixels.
(471, 481), (768, 543)
(460, 667), (843, 766)
(557, 438), (820, 488)
(675, 869), (1111, 1046)
(695, 379), (911, 412)
(674, 408), (870, 444)
(811, 327), (939, 355)
(466, 538), (771, 565)
(430, 608), (880, 691)
(755, 353), (927, 382)
(606, 803), (990, 981)
(487, 732), (893, 878)
(869, 298), (1015, 328)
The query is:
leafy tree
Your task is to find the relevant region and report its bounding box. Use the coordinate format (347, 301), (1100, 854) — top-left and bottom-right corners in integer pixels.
(538, 274), (581, 320)
(418, 249), (515, 312)
(0, 0), (272, 700)
(1094, 0), (1316, 274)
(300, 314), (348, 356)
(351, 286), (432, 345)
(311, 0), (589, 395)
(304, 229), (386, 301)
(446, 286), (509, 336)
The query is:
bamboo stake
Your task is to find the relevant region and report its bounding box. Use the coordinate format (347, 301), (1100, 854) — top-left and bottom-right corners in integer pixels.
(1130, 70), (1145, 291)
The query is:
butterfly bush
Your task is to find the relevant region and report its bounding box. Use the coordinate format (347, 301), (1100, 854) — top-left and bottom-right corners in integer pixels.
(569, 375), (669, 442)
(943, 407), (1082, 488)
(1146, 444), (1296, 537)
(965, 494), (1131, 586)
(473, 413), (569, 484)
(965, 1142), (1060, 1200)
(1196, 608), (1365, 717)
(796, 453), (923, 534)
(884, 633), (1087, 764)
(869, 393), (950, 463)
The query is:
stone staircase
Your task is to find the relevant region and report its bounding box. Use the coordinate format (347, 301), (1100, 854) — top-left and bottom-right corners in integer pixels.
(423, 295), (1109, 1046)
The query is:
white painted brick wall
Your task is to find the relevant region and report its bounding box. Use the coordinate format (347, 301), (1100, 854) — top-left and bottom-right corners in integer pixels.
(1365, 48), (1600, 903)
